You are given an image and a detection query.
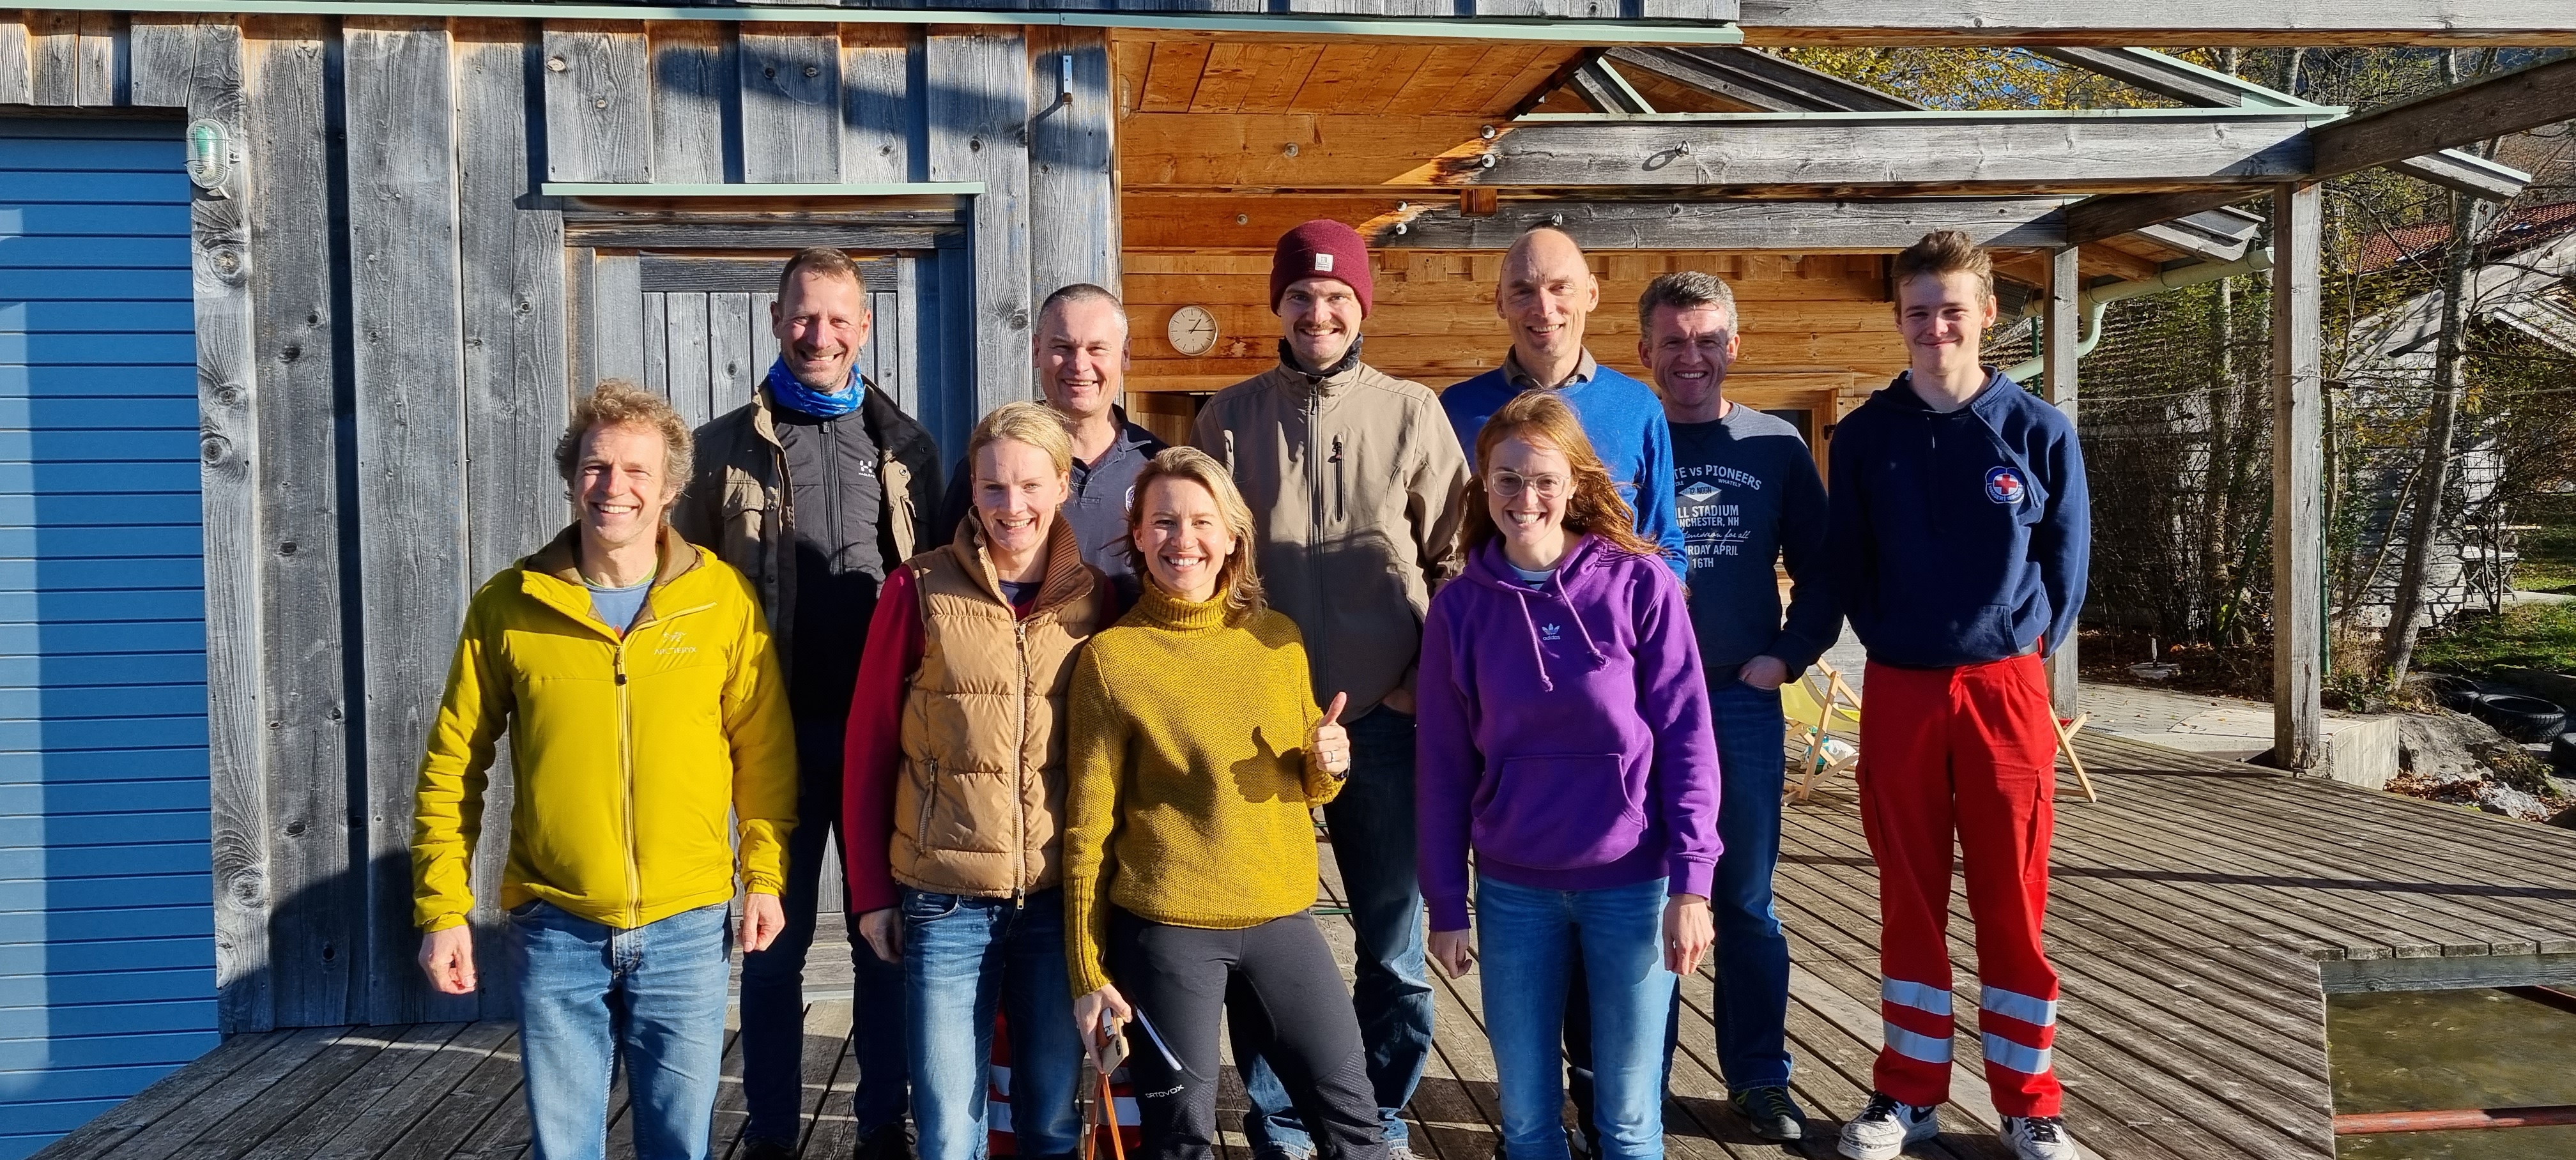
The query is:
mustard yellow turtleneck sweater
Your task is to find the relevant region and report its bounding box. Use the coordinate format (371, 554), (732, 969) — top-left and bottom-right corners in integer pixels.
(1062, 580), (1343, 996)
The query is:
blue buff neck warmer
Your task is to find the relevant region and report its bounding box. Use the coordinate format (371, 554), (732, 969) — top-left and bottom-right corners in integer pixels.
(763, 357), (862, 419)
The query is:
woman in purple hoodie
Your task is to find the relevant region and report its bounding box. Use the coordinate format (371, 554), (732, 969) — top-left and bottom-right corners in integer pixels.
(1416, 390), (1722, 1160)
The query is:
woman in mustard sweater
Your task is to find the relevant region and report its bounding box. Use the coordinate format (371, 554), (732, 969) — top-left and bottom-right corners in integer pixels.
(1062, 447), (1385, 1160)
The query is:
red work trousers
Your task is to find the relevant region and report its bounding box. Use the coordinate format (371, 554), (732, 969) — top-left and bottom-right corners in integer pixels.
(1855, 652), (2064, 1118)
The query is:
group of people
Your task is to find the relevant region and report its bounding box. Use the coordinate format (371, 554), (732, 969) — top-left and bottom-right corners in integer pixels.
(410, 220), (2090, 1160)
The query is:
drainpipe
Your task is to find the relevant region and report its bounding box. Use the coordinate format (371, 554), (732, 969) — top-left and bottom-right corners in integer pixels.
(2003, 247), (2277, 382)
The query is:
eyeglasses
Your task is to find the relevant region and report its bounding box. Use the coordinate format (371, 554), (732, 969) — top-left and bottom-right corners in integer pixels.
(1487, 471), (1570, 500)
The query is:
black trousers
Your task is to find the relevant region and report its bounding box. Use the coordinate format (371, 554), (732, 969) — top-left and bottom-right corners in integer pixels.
(1107, 908), (1391, 1160)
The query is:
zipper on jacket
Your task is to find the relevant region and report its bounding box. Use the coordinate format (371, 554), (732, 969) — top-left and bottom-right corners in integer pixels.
(1331, 434), (1346, 524)
(1307, 390), (1328, 694)
(1013, 618), (1030, 908)
(917, 757), (939, 851)
(615, 634), (641, 929)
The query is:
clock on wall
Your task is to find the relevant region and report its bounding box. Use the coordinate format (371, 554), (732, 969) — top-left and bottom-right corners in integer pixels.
(1167, 305), (1220, 357)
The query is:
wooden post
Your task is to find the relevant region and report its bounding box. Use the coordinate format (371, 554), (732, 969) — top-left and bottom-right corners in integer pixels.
(2044, 244), (2080, 712)
(1028, 27), (1119, 299)
(927, 27), (1034, 414)
(133, 13), (274, 1036)
(2272, 181), (2324, 770)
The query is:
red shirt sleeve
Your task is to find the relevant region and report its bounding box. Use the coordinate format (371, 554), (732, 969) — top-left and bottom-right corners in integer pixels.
(843, 567), (927, 915)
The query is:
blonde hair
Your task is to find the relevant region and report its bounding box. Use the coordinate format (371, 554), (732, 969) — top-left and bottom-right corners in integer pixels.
(1464, 391), (1667, 562)
(1125, 446), (1266, 616)
(1891, 229), (1995, 300)
(556, 379), (692, 494)
(967, 401), (1075, 479)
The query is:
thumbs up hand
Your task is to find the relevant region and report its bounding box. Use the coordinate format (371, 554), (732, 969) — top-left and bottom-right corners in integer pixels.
(1313, 692), (1352, 779)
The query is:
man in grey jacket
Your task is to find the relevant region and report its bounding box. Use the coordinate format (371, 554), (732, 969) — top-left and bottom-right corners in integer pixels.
(1192, 219), (1469, 1160)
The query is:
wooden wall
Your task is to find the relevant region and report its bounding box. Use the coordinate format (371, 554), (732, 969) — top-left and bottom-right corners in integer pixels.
(1120, 247), (1901, 442)
(0, 10), (1113, 1034)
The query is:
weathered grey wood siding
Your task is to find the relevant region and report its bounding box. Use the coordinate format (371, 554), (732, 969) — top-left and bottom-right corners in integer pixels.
(0, 10), (1103, 1030)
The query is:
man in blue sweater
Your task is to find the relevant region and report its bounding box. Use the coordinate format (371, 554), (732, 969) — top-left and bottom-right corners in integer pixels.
(1442, 225), (1686, 578)
(1643, 270), (1837, 1144)
(1828, 231), (2088, 1160)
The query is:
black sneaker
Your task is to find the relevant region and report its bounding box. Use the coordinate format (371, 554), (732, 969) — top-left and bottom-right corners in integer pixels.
(855, 1122), (916, 1160)
(1730, 1085), (1809, 1142)
(740, 1138), (798, 1160)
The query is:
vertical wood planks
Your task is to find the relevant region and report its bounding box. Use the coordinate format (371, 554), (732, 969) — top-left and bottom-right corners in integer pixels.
(841, 25), (913, 185)
(2044, 245), (2079, 713)
(240, 14), (355, 1032)
(894, 254), (924, 416)
(709, 291), (758, 410)
(927, 27), (1034, 413)
(664, 291), (714, 428)
(144, 14), (273, 1037)
(0, 19), (25, 105)
(122, 14), (184, 107)
(592, 250), (645, 384)
(648, 22), (733, 184)
(1027, 27), (1118, 298)
(738, 24), (840, 183)
(456, 20), (570, 1019)
(27, 10), (78, 105)
(2271, 182), (2323, 771)
(641, 291), (670, 392)
(540, 21), (648, 183)
(73, 11), (125, 106)
(344, 17), (469, 1025)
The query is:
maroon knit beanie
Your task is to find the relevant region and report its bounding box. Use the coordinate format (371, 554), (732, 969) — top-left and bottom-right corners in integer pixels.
(1270, 219), (1374, 317)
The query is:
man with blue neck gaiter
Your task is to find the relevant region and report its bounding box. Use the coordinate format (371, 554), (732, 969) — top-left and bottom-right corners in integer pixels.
(674, 246), (944, 1160)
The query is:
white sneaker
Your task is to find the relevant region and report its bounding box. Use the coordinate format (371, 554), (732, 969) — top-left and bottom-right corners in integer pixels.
(2000, 1115), (2078, 1160)
(1837, 1092), (1939, 1160)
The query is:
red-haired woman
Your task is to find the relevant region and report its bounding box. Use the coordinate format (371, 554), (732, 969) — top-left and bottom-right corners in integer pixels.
(1414, 390), (1722, 1160)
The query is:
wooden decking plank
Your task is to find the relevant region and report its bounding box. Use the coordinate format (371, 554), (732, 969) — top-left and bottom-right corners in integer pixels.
(787, 1002), (856, 1157)
(243, 1021), (471, 1158)
(376, 1027), (528, 1160)
(88, 1027), (352, 1160)
(2085, 765), (2576, 948)
(2047, 776), (2532, 956)
(312, 1021), (518, 1160)
(792, 1011), (861, 1160)
(164, 1028), (401, 1160)
(30, 1029), (300, 1160)
(1779, 834), (2330, 1114)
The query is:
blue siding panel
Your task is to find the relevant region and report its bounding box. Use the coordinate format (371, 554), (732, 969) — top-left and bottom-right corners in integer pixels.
(0, 121), (211, 1155)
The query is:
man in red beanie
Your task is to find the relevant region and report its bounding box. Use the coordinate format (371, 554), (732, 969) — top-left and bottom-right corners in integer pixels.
(1191, 220), (1469, 1160)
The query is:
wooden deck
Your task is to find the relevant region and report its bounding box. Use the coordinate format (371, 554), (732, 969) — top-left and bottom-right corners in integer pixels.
(34, 732), (2576, 1160)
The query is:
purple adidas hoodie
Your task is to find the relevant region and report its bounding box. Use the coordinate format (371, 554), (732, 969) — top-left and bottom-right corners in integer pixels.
(1415, 533), (1722, 933)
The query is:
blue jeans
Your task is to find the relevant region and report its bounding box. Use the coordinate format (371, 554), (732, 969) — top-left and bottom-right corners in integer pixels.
(1242, 706), (1434, 1154)
(1704, 676), (1793, 1091)
(903, 886), (1084, 1160)
(512, 899), (733, 1160)
(740, 718), (910, 1145)
(1477, 876), (1675, 1160)
(1566, 675), (1793, 1139)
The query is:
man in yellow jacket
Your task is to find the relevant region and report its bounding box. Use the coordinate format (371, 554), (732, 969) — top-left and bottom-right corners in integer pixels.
(412, 380), (799, 1160)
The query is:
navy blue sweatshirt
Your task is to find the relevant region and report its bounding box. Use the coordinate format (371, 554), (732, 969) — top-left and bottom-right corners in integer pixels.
(1826, 368), (2089, 668)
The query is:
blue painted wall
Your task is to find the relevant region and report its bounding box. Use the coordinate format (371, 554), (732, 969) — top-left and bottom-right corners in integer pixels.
(0, 119), (214, 1160)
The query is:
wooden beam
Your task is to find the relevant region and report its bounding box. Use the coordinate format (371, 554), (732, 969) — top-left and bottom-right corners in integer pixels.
(1377, 197), (2076, 250)
(1118, 112), (1494, 190)
(2272, 181), (2324, 772)
(2310, 55), (2576, 184)
(2034, 46), (2529, 202)
(2063, 188), (2260, 246)
(1734, 1), (2576, 47)
(1605, 45), (1922, 113)
(2043, 245), (2079, 712)
(1566, 57), (1653, 116)
(1031, 26), (1121, 296)
(928, 28), (1035, 413)
(1457, 111), (2318, 192)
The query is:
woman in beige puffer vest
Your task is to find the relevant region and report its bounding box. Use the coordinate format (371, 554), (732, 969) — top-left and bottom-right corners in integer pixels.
(841, 402), (1109, 1160)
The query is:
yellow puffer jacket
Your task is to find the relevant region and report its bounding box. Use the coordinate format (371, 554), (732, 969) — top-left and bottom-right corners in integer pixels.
(411, 524), (798, 933)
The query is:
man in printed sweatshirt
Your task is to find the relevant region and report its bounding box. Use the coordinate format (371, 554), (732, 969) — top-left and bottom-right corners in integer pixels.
(1827, 231), (2089, 1160)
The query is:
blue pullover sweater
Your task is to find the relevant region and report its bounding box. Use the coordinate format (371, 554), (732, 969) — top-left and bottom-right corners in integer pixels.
(1443, 360), (1689, 580)
(1825, 368), (2090, 668)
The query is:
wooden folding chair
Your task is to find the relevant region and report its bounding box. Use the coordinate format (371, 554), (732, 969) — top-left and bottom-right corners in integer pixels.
(2052, 709), (2100, 803)
(1782, 660), (1862, 804)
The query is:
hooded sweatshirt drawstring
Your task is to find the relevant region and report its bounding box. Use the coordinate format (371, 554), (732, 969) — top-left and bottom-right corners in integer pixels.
(1507, 557), (1611, 693)
(1551, 567), (1611, 669)
(1514, 586), (1555, 692)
